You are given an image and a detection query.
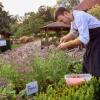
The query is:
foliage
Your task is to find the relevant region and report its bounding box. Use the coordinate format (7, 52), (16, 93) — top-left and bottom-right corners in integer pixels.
(0, 62), (33, 94)
(0, 51), (100, 99)
(57, 0), (80, 9)
(15, 13), (44, 37)
(31, 50), (82, 91)
(10, 6), (55, 38)
(88, 5), (100, 20)
(34, 78), (100, 100)
(0, 2), (13, 33)
(0, 86), (16, 100)
(10, 22), (20, 35)
(11, 44), (22, 49)
(38, 6), (54, 22)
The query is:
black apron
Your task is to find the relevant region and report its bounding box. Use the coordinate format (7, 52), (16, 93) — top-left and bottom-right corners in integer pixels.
(83, 27), (100, 77)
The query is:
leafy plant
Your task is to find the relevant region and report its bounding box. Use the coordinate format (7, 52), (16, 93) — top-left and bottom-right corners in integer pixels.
(0, 62), (33, 94)
(0, 85), (16, 100)
(31, 50), (82, 91)
(34, 78), (100, 100)
(88, 5), (100, 20)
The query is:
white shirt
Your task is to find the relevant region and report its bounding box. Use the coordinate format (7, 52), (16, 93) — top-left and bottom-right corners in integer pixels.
(70, 10), (100, 45)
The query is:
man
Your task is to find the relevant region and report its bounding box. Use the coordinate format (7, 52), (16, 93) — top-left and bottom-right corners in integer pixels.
(55, 7), (100, 77)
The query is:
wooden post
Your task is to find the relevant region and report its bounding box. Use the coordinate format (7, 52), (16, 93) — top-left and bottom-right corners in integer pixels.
(41, 30), (44, 49)
(45, 28), (49, 49)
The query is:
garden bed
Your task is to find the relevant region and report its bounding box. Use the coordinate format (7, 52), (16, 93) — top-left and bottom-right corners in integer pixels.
(0, 50), (100, 100)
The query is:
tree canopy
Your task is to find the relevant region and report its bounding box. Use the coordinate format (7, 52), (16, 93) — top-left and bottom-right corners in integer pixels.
(0, 2), (12, 33)
(10, 6), (55, 37)
(57, 0), (80, 9)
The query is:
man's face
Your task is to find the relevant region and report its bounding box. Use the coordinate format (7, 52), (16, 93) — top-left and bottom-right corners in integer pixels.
(57, 12), (71, 25)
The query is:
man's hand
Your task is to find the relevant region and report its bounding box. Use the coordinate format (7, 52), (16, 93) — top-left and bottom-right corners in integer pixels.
(58, 38), (82, 50)
(60, 33), (75, 44)
(60, 36), (67, 43)
(57, 43), (67, 50)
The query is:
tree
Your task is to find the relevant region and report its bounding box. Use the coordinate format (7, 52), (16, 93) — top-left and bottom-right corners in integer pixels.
(10, 5), (56, 38)
(57, 0), (80, 9)
(0, 2), (12, 33)
(38, 6), (54, 22)
(88, 5), (100, 20)
(14, 12), (44, 37)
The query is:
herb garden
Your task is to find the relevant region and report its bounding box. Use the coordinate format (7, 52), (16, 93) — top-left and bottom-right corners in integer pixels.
(0, 1), (100, 100)
(0, 51), (100, 100)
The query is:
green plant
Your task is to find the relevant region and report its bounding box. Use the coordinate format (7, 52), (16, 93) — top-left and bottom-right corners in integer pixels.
(0, 64), (18, 80)
(88, 5), (100, 20)
(11, 44), (22, 49)
(0, 51), (100, 99)
(0, 62), (33, 94)
(34, 78), (100, 100)
(31, 50), (82, 91)
(0, 85), (16, 100)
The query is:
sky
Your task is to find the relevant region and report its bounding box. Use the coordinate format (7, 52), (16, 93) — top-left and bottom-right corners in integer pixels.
(1, 0), (57, 16)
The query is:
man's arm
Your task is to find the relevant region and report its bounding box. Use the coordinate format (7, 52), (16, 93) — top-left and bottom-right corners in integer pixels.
(58, 37), (83, 50)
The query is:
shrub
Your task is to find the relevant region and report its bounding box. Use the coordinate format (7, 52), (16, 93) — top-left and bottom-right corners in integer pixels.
(18, 36), (34, 43)
(0, 86), (16, 100)
(34, 78), (100, 100)
(0, 62), (33, 94)
(88, 5), (100, 20)
(31, 51), (82, 91)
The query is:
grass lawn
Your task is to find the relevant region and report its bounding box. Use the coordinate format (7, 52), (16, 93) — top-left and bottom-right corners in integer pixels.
(11, 44), (23, 49)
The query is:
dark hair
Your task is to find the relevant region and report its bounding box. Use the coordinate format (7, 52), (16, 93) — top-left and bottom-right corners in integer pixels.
(54, 7), (69, 21)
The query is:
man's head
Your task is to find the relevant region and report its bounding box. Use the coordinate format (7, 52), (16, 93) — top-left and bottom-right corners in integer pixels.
(54, 7), (72, 24)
